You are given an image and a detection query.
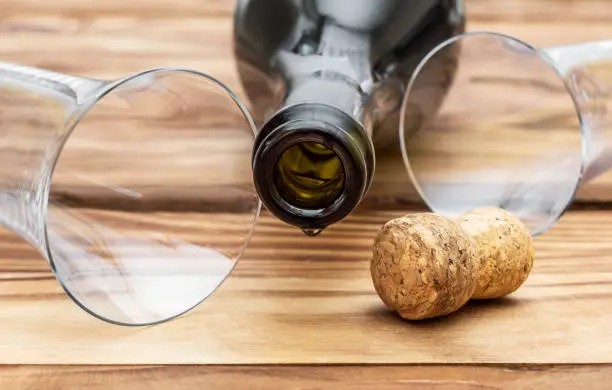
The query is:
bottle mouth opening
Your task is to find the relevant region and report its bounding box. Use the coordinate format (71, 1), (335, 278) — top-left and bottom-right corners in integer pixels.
(274, 140), (346, 210)
(253, 124), (365, 229)
(261, 130), (356, 225)
(252, 103), (374, 230)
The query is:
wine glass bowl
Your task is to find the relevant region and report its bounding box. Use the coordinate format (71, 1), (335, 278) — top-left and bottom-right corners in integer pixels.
(401, 32), (612, 235)
(0, 64), (260, 325)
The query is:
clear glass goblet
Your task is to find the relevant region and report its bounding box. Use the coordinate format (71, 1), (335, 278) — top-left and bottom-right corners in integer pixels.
(0, 63), (260, 325)
(401, 32), (611, 235)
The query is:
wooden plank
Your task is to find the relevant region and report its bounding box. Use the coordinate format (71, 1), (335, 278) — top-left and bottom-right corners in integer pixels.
(0, 209), (611, 364)
(0, 0), (608, 24)
(1, 364), (612, 390)
(1, 0), (612, 204)
(468, 0), (611, 23)
(0, 0), (233, 18)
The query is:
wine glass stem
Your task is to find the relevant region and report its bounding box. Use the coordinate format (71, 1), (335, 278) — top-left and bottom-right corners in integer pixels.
(0, 63), (105, 247)
(0, 62), (106, 104)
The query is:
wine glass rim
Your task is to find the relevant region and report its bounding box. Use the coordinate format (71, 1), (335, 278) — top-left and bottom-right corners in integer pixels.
(399, 30), (585, 237)
(41, 67), (261, 326)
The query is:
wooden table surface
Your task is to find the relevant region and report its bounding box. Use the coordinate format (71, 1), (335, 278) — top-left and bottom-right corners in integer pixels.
(1, 0), (612, 388)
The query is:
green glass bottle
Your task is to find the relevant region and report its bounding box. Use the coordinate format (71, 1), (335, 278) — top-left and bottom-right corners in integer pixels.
(234, 0), (465, 234)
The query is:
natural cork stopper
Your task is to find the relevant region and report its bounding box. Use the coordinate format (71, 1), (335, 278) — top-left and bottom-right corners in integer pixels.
(456, 207), (534, 299)
(370, 213), (478, 320)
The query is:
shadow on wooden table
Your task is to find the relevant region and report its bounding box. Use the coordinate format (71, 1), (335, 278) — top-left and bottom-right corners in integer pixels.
(365, 295), (524, 327)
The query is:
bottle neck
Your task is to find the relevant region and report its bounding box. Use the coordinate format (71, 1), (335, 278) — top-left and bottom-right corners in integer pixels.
(252, 102), (374, 232)
(253, 31), (375, 233)
(284, 71), (368, 127)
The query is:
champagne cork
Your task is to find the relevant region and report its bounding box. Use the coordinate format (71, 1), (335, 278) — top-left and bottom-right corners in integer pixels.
(456, 207), (534, 299)
(370, 208), (534, 320)
(370, 213), (479, 320)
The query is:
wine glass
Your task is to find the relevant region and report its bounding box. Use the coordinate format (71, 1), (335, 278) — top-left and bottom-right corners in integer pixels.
(0, 63), (260, 325)
(400, 32), (611, 235)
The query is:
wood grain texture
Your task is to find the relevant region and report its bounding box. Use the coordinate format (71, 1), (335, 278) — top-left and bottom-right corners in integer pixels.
(1, 0), (611, 204)
(0, 209), (610, 364)
(1, 365), (612, 390)
(1, 0), (612, 387)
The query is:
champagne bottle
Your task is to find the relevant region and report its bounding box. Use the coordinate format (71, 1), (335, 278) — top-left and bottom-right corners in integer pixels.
(234, 0), (465, 235)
